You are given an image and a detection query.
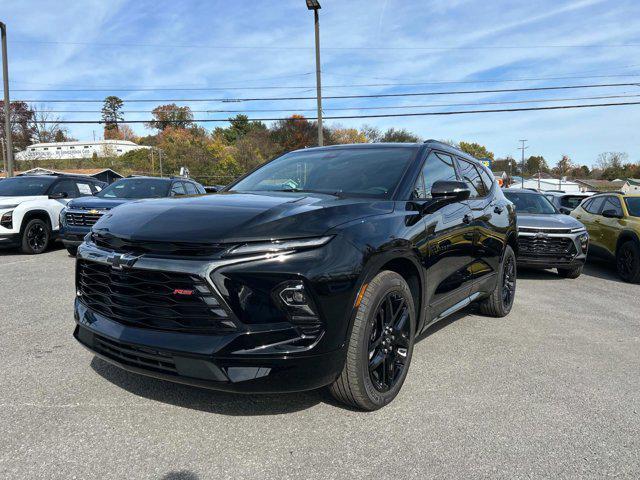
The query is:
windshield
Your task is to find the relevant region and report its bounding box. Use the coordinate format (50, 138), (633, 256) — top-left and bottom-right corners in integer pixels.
(625, 197), (640, 217)
(504, 191), (558, 214)
(0, 176), (57, 196)
(230, 147), (417, 198)
(97, 178), (170, 199)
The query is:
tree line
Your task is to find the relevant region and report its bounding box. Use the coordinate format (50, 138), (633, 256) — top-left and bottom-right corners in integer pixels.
(3, 97), (640, 184)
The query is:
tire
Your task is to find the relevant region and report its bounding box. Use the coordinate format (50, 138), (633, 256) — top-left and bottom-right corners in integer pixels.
(66, 246), (78, 256)
(557, 265), (583, 279)
(478, 245), (516, 317)
(20, 218), (51, 255)
(329, 270), (416, 411)
(616, 240), (640, 283)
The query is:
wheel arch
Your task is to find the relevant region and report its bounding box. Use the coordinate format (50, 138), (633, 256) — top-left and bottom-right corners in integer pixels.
(20, 209), (53, 232)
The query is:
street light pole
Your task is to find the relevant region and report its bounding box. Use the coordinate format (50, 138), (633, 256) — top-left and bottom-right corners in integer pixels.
(307, 1), (323, 146)
(1, 21), (13, 178)
(518, 139), (528, 188)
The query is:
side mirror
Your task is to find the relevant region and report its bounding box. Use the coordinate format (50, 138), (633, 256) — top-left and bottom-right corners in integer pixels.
(420, 181), (471, 215)
(602, 209), (622, 219)
(49, 192), (68, 199)
(431, 180), (471, 202)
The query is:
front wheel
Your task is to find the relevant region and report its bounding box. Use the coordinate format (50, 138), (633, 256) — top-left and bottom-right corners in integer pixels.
(478, 245), (516, 317)
(20, 218), (51, 255)
(329, 271), (416, 411)
(557, 265), (583, 279)
(616, 240), (640, 283)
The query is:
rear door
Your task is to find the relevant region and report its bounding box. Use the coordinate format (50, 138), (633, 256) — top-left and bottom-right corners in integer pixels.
(454, 158), (501, 293)
(416, 151), (475, 322)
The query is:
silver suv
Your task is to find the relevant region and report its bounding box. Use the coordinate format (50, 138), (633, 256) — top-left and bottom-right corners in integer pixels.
(504, 189), (589, 278)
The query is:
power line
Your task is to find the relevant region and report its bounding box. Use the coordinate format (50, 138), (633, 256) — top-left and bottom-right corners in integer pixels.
(15, 82), (640, 103)
(10, 39), (640, 51)
(24, 101), (640, 124)
(32, 93), (640, 114)
(9, 73), (640, 92)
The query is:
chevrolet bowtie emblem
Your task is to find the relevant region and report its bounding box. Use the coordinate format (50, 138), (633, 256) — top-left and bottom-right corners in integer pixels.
(106, 253), (139, 270)
(88, 209), (100, 214)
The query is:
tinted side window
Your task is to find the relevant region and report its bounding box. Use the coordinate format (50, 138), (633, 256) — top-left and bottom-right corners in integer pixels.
(49, 179), (80, 199)
(478, 167), (494, 194)
(586, 196), (605, 214)
(184, 182), (198, 195)
(196, 183), (207, 194)
(413, 151), (458, 199)
(170, 182), (186, 196)
(602, 196), (623, 216)
(456, 159), (484, 198)
(412, 173), (427, 199)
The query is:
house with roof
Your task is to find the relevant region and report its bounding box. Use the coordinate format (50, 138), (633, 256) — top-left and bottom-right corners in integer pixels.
(1, 167), (123, 184)
(573, 179), (628, 193)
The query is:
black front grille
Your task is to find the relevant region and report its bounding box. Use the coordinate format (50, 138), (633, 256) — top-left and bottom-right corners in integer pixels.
(77, 260), (237, 332)
(518, 235), (576, 257)
(91, 232), (226, 257)
(66, 211), (103, 227)
(93, 334), (177, 375)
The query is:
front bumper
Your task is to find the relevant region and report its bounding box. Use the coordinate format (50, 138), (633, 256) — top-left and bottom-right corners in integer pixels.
(74, 299), (346, 393)
(0, 232), (21, 248)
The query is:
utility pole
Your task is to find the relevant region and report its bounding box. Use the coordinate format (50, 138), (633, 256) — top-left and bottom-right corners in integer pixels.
(1, 21), (13, 178)
(518, 139), (528, 188)
(307, 0), (323, 146)
(1, 137), (6, 174)
(150, 148), (155, 175)
(158, 148), (163, 178)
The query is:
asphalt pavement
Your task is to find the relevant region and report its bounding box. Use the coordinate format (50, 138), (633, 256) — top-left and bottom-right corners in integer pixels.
(1, 246), (638, 479)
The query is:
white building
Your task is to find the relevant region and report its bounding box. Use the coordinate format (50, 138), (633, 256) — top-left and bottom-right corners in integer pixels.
(16, 140), (149, 161)
(518, 178), (582, 193)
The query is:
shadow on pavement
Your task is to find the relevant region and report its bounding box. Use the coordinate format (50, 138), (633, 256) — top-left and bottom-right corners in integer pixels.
(161, 471), (200, 480)
(582, 257), (627, 283)
(90, 356), (331, 415)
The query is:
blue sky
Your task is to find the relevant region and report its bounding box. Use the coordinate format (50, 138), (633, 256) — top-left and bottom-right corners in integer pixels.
(3, 0), (640, 166)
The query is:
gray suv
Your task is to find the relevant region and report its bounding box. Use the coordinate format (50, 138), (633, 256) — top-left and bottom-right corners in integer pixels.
(504, 189), (589, 278)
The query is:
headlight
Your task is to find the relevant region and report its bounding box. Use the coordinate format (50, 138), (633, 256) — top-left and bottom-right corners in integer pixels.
(0, 210), (13, 229)
(0, 204), (19, 210)
(571, 227), (587, 233)
(59, 208), (67, 227)
(578, 232), (589, 253)
(225, 236), (333, 257)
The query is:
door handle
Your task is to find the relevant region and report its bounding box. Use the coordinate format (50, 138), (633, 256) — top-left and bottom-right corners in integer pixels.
(576, 215), (582, 219)
(594, 219), (601, 224)
(463, 214), (472, 224)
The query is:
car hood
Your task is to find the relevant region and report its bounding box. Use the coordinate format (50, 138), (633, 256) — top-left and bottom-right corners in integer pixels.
(517, 213), (584, 230)
(92, 192), (393, 243)
(0, 195), (48, 207)
(67, 196), (133, 211)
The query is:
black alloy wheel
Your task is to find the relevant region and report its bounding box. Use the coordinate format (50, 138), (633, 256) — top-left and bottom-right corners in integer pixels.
(616, 241), (640, 283)
(368, 292), (411, 393)
(501, 254), (516, 309)
(329, 270), (416, 410)
(21, 218), (50, 254)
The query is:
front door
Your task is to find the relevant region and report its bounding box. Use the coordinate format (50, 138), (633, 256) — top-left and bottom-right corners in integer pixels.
(412, 151), (476, 323)
(598, 195), (625, 256)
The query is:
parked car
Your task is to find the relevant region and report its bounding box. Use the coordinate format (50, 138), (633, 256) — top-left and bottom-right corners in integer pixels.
(571, 193), (640, 283)
(503, 189), (588, 278)
(0, 174), (106, 254)
(544, 191), (593, 214)
(73, 141), (517, 410)
(60, 176), (206, 255)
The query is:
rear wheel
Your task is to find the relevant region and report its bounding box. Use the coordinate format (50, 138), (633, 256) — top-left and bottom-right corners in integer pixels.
(616, 240), (640, 283)
(329, 271), (416, 411)
(557, 265), (583, 279)
(20, 218), (50, 255)
(478, 245), (516, 317)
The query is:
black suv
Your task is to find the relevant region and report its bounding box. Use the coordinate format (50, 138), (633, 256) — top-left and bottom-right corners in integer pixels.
(73, 141), (517, 410)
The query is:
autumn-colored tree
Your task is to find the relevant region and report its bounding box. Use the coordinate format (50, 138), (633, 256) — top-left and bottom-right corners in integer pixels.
(107, 124), (137, 142)
(380, 128), (421, 143)
(0, 101), (36, 151)
(145, 104), (194, 131)
(270, 115), (317, 153)
(329, 126), (367, 144)
(458, 141), (494, 160)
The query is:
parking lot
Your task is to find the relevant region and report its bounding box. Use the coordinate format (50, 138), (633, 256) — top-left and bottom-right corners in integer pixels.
(1, 246), (639, 479)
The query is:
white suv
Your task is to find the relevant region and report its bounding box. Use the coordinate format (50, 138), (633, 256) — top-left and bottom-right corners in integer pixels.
(0, 175), (105, 254)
